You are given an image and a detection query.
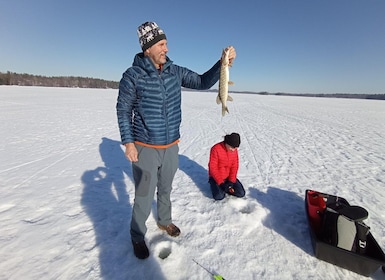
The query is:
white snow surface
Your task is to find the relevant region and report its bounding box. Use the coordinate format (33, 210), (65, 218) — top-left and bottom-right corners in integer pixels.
(1, 86), (385, 280)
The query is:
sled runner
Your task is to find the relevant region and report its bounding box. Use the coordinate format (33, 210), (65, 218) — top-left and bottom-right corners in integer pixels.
(305, 189), (385, 276)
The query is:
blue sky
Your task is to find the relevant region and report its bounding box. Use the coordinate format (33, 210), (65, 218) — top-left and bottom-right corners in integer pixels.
(1, 0), (384, 94)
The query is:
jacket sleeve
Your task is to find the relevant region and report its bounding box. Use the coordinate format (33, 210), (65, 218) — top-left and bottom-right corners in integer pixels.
(116, 71), (136, 144)
(179, 60), (221, 90)
(228, 151), (239, 183)
(208, 145), (223, 185)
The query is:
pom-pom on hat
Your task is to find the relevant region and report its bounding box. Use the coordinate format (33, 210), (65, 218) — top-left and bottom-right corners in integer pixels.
(137, 21), (167, 51)
(224, 133), (241, 148)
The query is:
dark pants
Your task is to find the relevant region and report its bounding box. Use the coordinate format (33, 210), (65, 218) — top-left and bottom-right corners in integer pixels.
(209, 177), (245, 200)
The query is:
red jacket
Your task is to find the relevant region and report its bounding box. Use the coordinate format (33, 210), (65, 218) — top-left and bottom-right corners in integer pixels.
(208, 142), (239, 185)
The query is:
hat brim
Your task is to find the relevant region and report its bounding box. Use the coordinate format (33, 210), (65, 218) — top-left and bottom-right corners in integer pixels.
(142, 34), (167, 51)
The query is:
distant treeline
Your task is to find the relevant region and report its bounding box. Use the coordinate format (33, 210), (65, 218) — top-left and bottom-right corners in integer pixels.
(0, 71), (119, 89)
(1, 71), (384, 100)
(198, 89), (385, 100)
(235, 91), (385, 100)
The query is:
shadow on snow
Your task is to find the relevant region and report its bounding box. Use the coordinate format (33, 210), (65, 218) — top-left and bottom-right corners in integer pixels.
(178, 154), (211, 198)
(249, 186), (313, 255)
(81, 137), (166, 280)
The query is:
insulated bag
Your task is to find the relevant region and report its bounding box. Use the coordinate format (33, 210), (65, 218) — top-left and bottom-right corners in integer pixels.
(321, 197), (370, 254)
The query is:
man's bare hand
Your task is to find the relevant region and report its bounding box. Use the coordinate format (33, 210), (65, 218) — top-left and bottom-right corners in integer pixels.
(125, 143), (138, 162)
(224, 46), (236, 66)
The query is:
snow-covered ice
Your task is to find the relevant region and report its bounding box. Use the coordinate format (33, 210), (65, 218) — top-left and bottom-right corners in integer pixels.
(0, 86), (384, 280)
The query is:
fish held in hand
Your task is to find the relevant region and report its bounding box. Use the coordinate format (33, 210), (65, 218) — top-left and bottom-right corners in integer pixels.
(217, 48), (234, 116)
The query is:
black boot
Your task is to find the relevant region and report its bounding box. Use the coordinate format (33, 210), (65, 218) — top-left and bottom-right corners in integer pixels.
(132, 240), (149, 259)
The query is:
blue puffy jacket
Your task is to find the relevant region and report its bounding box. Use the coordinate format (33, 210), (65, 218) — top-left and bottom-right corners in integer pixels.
(117, 53), (221, 145)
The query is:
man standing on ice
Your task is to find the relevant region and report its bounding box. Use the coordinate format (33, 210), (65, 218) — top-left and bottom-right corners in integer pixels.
(116, 21), (236, 259)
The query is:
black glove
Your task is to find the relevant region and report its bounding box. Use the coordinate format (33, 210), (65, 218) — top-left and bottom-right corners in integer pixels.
(219, 181), (235, 194)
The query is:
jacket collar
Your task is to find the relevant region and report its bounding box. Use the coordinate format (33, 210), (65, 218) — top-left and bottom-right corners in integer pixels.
(133, 52), (172, 74)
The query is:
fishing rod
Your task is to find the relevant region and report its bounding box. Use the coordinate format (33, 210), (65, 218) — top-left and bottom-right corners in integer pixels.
(192, 259), (226, 280)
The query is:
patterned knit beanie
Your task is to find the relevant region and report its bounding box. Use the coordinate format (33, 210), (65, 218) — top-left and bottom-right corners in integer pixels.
(224, 133), (241, 148)
(137, 21), (167, 51)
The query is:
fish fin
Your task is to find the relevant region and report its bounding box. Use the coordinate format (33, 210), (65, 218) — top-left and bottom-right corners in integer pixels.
(227, 95), (233, 102)
(216, 94), (221, 104)
(228, 81), (234, 86)
(222, 107), (229, 116)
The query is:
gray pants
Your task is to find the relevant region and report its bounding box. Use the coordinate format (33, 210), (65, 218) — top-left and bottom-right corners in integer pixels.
(130, 144), (179, 242)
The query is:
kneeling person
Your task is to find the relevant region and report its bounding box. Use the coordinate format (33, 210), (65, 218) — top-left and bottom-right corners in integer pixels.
(208, 133), (245, 200)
